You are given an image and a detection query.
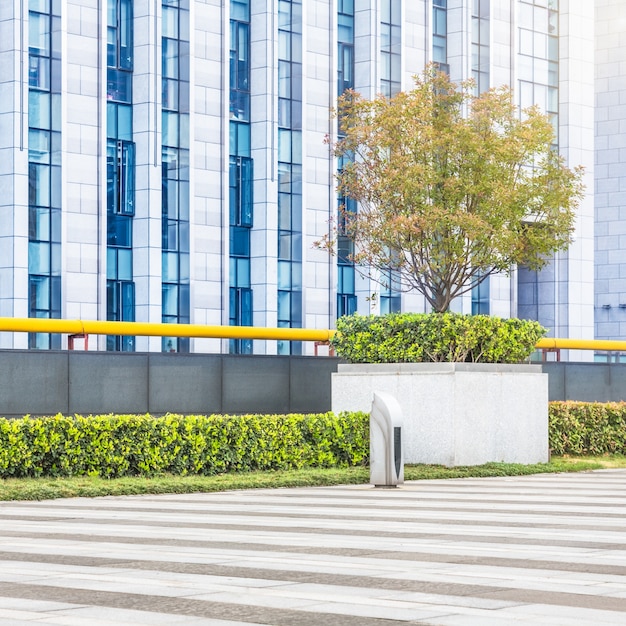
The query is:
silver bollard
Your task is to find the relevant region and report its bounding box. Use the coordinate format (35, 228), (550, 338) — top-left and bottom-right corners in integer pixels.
(370, 391), (404, 487)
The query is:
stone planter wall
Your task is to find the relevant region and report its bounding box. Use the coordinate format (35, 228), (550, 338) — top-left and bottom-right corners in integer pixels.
(331, 363), (549, 466)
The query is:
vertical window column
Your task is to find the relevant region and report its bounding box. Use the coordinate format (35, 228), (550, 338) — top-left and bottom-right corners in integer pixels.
(516, 0), (559, 323)
(470, 0), (490, 313)
(229, 0), (253, 354)
(277, 0), (303, 355)
(106, 0), (135, 351)
(162, 0), (190, 353)
(379, 0), (401, 314)
(336, 0), (356, 318)
(28, 0), (62, 349)
(433, 0), (448, 74)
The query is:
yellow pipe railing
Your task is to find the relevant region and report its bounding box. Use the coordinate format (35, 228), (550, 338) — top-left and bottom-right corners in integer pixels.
(535, 337), (626, 352)
(1, 317), (626, 353)
(0, 317), (335, 342)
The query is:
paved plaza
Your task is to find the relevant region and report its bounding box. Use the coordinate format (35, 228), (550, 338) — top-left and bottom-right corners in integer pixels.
(0, 470), (625, 624)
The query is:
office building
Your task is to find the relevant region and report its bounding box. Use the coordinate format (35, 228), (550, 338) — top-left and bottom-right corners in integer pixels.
(0, 1), (602, 354)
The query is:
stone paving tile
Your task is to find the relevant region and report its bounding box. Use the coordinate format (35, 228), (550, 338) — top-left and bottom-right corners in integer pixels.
(1, 471), (626, 624)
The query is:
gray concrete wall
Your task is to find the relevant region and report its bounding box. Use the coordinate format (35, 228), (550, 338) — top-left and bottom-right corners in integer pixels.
(1, 350), (626, 418)
(0, 351), (339, 418)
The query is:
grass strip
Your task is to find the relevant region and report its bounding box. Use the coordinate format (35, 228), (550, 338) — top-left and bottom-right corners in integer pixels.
(0, 456), (624, 502)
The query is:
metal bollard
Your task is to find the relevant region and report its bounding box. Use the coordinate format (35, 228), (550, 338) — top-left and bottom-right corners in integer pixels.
(370, 391), (404, 487)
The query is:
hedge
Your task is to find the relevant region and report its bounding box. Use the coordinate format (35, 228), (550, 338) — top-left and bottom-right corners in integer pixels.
(331, 312), (546, 364)
(549, 401), (626, 456)
(0, 402), (622, 478)
(0, 412), (369, 479)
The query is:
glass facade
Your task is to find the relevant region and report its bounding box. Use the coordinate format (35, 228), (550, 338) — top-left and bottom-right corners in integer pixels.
(28, 0), (62, 349)
(380, 0), (400, 98)
(162, 0), (190, 353)
(337, 0), (357, 318)
(432, 0), (448, 74)
(229, 0), (253, 354)
(471, 0), (490, 95)
(379, 0), (402, 314)
(106, 0), (135, 351)
(517, 0), (559, 324)
(470, 0), (490, 312)
(277, 0), (303, 355)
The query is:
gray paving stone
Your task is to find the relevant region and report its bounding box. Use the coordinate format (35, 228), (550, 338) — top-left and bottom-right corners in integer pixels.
(1, 471), (626, 624)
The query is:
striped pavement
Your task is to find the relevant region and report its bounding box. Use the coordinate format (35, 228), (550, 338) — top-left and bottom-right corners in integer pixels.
(0, 471), (626, 625)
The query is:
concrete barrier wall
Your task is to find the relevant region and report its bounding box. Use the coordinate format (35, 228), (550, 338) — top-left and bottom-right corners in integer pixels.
(0, 351), (339, 418)
(1, 350), (626, 418)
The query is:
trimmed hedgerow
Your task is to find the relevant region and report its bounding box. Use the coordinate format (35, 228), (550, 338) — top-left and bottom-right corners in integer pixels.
(331, 312), (546, 364)
(549, 401), (626, 456)
(0, 412), (369, 479)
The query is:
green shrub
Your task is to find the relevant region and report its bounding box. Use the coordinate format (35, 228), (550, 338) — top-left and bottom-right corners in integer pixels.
(549, 401), (626, 456)
(0, 412), (369, 479)
(330, 312), (546, 364)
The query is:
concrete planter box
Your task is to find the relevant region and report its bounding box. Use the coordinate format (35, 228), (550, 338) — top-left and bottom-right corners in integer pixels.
(331, 363), (549, 466)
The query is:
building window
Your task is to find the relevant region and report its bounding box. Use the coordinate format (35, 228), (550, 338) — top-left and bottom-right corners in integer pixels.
(380, 0), (401, 98)
(472, 0), (490, 95)
(161, 0), (190, 353)
(107, 0), (134, 351)
(229, 0), (253, 354)
(28, 0), (61, 349)
(433, 0), (449, 74)
(471, 276), (490, 315)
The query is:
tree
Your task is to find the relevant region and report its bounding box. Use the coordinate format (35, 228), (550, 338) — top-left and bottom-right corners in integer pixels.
(320, 67), (585, 313)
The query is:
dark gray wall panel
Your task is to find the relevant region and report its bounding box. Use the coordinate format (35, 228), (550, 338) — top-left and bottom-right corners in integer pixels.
(0, 351), (68, 417)
(148, 354), (222, 414)
(289, 356), (336, 413)
(69, 353), (149, 415)
(222, 356), (291, 414)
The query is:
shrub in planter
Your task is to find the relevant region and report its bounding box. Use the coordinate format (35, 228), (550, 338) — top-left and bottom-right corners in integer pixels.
(331, 312), (546, 364)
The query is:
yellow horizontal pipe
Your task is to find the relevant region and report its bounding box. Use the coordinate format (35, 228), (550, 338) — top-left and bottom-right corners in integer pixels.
(0, 317), (335, 342)
(2, 317), (626, 352)
(535, 337), (626, 352)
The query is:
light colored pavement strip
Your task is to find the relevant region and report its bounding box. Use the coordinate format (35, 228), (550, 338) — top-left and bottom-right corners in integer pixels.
(0, 472), (626, 624)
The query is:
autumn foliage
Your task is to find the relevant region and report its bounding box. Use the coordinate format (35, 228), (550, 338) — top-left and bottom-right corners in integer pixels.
(322, 67), (585, 313)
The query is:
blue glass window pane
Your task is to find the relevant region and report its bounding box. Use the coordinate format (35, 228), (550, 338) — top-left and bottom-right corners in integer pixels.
(162, 38), (179, 79)
(162, 252), (179, 281)
(178, 221), (189, 252)
(240, 288), (252, 325)
(29, 11), (50, 55)
(162, 283), (178, 316)
(230, 226), (250, 257)
(237, 257), (250, 287)
(29, 91), (50, 130)
(121, 281), (135, 321)
(107, 247), (117, 279)
(28, 55), (49, 90)
(278, 260), (291, 289)
(162, 111), (179, 147)
(50, 165), (61, 208)
(30, 275), (50, 310)
(162, 7), (178, 38)
(117, 104), (132, 139)
(119, 0), (133, 70)
(50, 242), (61, 274)
(29, 129), (50, 163)
(120, 141), (135, 215)
(117, 248), (132, 280)
(29, 163), (50, 207)
(29, 241), (50, 274)
(107, 68), (132, 103)
(278, 129), (291, 162)
(107, 215), (131, 247)
(29, 206), (49, 240)
(29, 0), (50, 12)
(179, 254), (189, 281)
(179, 181), (189, 221)
(278, 290), (290, 320)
